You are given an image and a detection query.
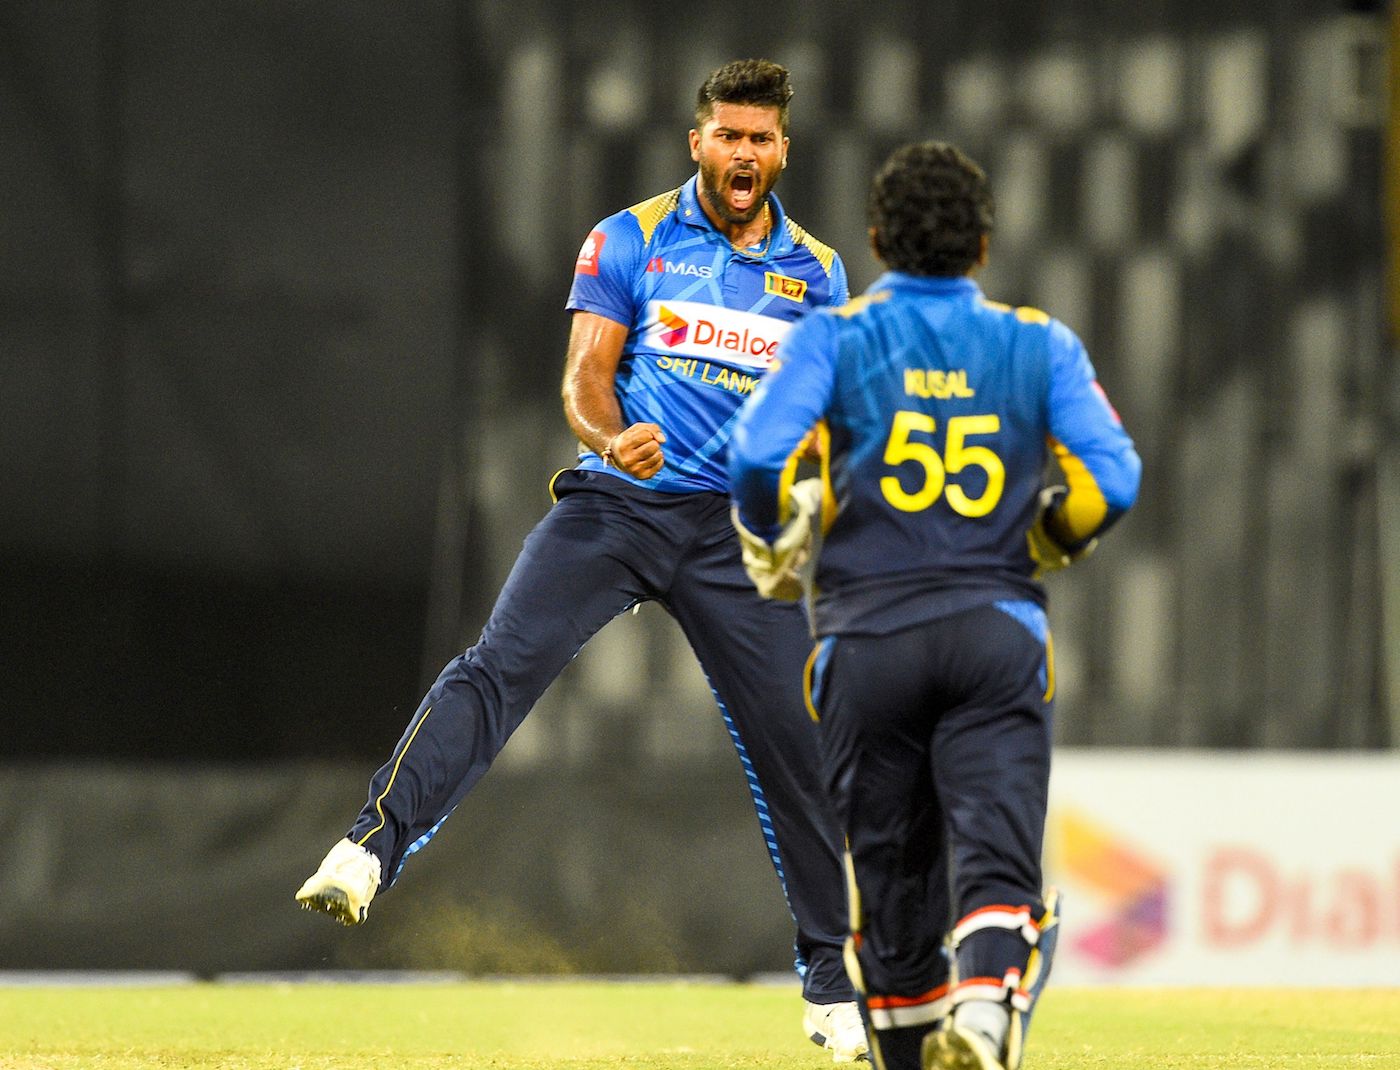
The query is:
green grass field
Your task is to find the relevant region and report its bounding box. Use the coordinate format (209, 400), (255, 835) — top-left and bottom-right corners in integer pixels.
(1, 982), (1399, 1069)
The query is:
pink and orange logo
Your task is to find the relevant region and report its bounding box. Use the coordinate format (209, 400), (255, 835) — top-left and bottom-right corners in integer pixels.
(657, 305), (689, 347)
(1053, 808), (1169, 968)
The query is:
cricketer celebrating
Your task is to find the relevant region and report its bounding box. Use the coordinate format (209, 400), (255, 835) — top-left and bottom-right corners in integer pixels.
(728, 142), (1142, 1070)
(297, 59), (869, 1062)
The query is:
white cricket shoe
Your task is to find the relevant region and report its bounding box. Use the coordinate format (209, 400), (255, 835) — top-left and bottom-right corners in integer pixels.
(924, 1022), (1005, 1070)
(804, 999), (870, 1063)
(295, 838), (381, 926)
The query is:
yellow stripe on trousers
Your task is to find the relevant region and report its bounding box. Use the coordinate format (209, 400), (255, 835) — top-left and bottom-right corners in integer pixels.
(356, 705), (435, 847)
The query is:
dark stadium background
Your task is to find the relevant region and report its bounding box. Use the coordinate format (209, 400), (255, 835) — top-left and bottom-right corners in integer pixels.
(1, 0), (1392, 974)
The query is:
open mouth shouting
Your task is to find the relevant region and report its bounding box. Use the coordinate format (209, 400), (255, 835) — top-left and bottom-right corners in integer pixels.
(729, 168), (758, 215)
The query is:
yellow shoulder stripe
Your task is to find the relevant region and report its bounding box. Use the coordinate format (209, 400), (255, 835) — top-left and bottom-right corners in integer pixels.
(981, 297), (1050, 324)
(833, 289), (891, 319)
(784, 218), (837, 276)
(627, 188), (681, 244)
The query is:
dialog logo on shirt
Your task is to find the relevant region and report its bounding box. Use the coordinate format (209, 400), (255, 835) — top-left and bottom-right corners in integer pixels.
(645, 300), (794, 369)
(657, 305), (689, 347)
(575, 230), (606, 275)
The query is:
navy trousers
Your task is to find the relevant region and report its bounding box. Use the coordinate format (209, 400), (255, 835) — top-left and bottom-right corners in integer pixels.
(811, 602), (1054, 1067)
(347, 468), (853, 1002)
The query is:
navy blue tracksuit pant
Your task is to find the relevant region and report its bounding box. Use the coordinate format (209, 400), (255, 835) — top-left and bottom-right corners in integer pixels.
(811, 603), (1054, 1067)
(347, 468), (853, 1002)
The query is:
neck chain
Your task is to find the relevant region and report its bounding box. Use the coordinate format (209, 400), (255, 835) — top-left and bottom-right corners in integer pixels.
(737, 202), (772, 257)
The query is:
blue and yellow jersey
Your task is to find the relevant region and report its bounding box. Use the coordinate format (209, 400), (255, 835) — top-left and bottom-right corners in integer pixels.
(729, 271), (1141, 636)
(566, 175), (848, 494)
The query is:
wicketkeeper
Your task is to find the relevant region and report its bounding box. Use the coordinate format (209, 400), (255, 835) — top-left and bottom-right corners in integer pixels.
(728, 141), (1141, 1070)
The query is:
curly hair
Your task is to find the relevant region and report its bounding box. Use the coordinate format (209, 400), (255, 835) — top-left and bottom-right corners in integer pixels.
(868, 141), (994, 277)
(695, 59), (793, 131)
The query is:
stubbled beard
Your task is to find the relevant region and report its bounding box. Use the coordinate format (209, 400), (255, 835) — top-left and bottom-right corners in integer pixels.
(698, 159), (776, 226)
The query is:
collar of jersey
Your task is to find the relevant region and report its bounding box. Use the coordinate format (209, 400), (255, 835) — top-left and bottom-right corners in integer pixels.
(870, 270), (982, 297)
(677, 175), (793, 259)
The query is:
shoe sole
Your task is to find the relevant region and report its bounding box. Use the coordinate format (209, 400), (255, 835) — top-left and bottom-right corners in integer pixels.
(927, 1029), (1001, 1070)
(296, 886), (363, 926)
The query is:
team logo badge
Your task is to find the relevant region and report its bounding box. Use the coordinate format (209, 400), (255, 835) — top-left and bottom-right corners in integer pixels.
(575, 230), (606, 275)
(764, 272), (807, 302)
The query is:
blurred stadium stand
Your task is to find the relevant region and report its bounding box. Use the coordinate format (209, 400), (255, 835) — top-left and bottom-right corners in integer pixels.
(0, 0), (1392, 972)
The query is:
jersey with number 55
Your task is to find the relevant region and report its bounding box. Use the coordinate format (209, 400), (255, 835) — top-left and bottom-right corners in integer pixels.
(728, 271), (1141, 637)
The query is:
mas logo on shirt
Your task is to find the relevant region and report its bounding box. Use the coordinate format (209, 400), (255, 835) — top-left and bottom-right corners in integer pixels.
(765, 271), (808, 303)
(645, 300), (793, 369)
(647, 257), (714, 278)
(575, 230), (606, 275)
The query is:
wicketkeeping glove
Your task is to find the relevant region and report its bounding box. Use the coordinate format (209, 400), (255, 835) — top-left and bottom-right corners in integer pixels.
(1027, 485), (1097, 573)
(731, 478), (823, 601)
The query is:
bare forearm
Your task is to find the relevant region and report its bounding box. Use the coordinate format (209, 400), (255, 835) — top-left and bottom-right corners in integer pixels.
(564, 372), (666, 476)
(560, 310), (666, 479)
(562, 364), (625, 456)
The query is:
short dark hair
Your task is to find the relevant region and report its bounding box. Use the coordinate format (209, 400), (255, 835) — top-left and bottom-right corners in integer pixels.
(695, 59), (793, 132)
(868, 141), (995, 277)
